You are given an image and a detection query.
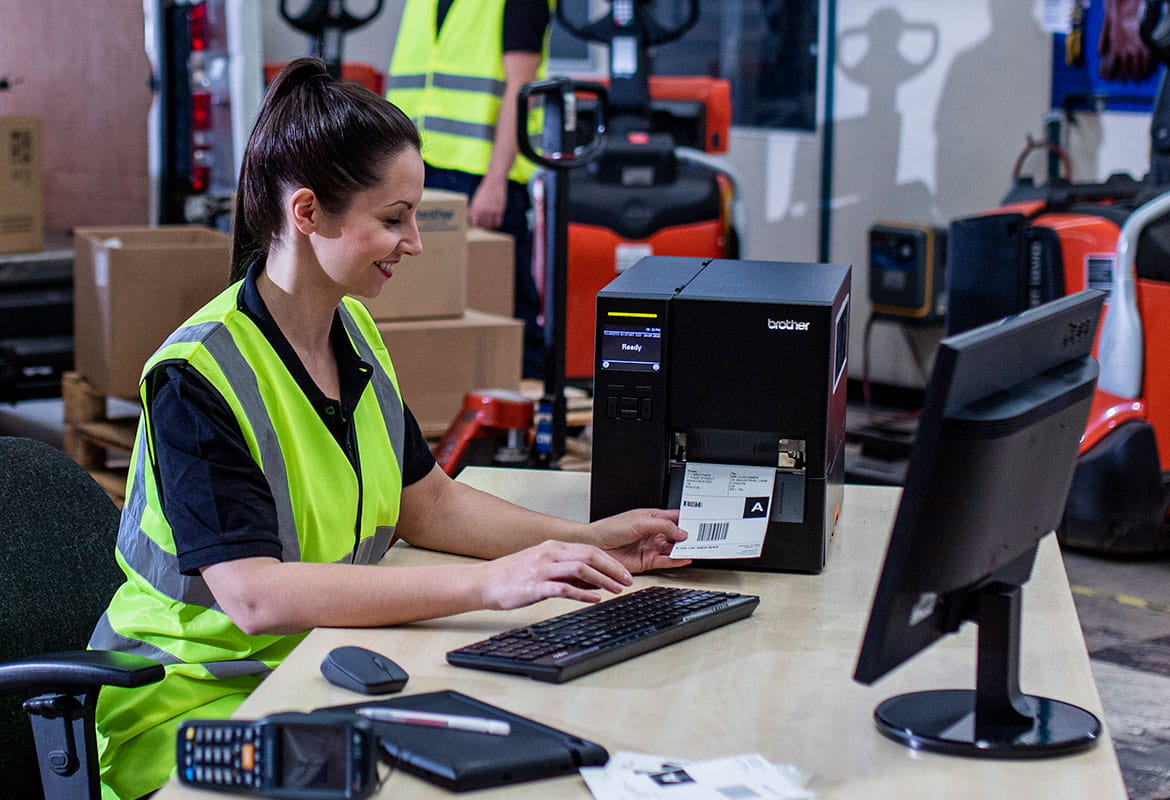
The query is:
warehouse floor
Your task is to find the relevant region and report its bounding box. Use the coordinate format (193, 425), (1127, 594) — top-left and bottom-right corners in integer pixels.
(2, 397), (1169, 798)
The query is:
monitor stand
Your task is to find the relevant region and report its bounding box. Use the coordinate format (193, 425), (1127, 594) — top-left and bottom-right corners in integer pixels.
(873, 583), (1102, 758)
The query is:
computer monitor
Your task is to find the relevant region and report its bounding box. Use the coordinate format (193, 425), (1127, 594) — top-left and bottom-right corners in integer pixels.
(853, 289), (1106, 758)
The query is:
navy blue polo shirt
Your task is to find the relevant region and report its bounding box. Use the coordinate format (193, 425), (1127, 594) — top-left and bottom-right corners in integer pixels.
(146, 266), (436, 576)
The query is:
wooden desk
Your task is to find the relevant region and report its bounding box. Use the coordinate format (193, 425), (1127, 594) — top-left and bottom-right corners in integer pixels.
(156, 469), (1126, 799)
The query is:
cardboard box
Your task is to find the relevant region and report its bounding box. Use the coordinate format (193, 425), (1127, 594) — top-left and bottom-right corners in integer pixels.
(377, 310), (523, 435)
(360, 189), (468, 321)
(73, 226), (232, 399)
(0, 117), (44, 255)
(465, 227), (515, 318)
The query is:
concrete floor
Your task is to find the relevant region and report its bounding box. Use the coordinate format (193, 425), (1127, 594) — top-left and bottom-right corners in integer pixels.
(3, 397), (1170, 798)
(1064, 550), (1170, 800)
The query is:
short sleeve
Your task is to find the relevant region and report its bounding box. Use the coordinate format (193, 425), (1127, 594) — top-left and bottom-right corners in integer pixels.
(503, 0), (550, 53)
(146, 364), (284, 575)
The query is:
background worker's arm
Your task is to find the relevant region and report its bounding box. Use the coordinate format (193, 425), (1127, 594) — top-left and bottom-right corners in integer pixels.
(467, 51), (542, 229)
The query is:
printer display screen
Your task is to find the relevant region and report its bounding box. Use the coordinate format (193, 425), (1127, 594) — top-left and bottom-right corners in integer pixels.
(599, 323), (662, 372)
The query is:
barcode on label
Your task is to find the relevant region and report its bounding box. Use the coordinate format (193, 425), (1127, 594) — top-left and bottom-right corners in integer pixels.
(697, 522), (730, 541)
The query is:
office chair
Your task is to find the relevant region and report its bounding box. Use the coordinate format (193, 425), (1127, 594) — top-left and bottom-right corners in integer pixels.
(0, 436), (163, 799)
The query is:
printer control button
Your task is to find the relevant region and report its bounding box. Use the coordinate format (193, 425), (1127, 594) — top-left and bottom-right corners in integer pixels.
(621, 396), (638, 410)
(640, 398), (653, 420)
(620, 408), (639, 420)
(635, 385), (653, 394)
(607, 396), (619, 419)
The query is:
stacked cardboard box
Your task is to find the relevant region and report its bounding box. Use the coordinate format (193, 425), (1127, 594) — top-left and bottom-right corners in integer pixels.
(465, 227), (515, 318)
(72, 226), (232, 400)
(367, 189), (522, 435)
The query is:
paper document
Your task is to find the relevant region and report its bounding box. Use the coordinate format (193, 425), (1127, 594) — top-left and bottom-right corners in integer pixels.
(580, 750), (815, 800)
(672, 462), (776, 559)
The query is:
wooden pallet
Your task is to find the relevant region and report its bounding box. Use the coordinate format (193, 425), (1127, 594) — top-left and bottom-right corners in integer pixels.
(61, 371), (138, 507)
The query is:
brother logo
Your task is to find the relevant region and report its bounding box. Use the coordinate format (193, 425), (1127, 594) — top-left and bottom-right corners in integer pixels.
(767, 319), (811, 332)
(417, 207), (458, 231)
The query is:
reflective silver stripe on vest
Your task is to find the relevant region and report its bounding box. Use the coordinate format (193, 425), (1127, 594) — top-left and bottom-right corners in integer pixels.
(89, 610), (183, 666)
(386, 73), (427, 90)
(339, 305), (405, 476)
(203, 660), (273, 679)
(112, 319), (299, 615)
(387, 72), (505, 96)
(349, 525), (395, 566)
(201, 323), (301, 562)
(421, 115), (495, 143)
(115, 428), (221, 610)
(432, 73), (505, 96)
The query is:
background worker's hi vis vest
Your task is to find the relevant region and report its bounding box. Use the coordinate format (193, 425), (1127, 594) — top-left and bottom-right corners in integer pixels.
(89, 286), (406, 800)
(388, 0), (549, 185)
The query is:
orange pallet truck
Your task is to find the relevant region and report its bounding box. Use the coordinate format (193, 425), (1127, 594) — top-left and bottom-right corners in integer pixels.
(945, 0), (1170, 555)
(543, 0), (738, 382)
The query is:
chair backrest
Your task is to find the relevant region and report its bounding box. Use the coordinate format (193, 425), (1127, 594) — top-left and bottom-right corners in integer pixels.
(0, 436), (125, 799)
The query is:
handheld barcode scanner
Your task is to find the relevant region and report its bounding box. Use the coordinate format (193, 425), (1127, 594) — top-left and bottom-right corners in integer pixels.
(177, 711), (382, 798)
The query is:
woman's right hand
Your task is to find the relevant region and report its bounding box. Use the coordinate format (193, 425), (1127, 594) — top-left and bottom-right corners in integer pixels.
(475, 540), (635, 610)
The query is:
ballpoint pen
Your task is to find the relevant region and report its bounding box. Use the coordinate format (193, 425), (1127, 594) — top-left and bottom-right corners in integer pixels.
(355, 707), (511, 736)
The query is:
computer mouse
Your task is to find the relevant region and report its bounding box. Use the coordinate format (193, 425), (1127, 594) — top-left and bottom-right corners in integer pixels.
(320, 645), (409, 695)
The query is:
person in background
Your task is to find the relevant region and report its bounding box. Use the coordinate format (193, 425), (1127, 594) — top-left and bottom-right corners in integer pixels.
(90, 58), (688, 800)
(387, 0), (550, 379)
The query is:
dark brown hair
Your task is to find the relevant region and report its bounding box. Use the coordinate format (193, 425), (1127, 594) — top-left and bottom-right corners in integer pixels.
(229, 57), (421, 282)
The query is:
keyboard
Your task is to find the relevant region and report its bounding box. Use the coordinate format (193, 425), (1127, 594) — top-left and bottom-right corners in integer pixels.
(446, 586), (760, 683)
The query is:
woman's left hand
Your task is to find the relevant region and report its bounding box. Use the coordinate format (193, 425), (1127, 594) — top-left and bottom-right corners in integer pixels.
(588, 508), (692, 573)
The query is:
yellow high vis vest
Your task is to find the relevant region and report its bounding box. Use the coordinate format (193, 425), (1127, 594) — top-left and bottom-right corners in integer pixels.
(90, 284), (406, 800)
(388, 0), (549, 184)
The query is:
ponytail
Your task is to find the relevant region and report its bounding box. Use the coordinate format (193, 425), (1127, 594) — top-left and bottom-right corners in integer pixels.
(229, 57), (421, 283)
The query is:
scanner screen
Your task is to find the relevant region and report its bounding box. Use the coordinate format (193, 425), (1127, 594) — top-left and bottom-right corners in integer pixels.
(599, 323), (662, 372)
(278, 724), (349, 789)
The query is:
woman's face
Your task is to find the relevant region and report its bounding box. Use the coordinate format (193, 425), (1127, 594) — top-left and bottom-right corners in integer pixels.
(313, 147), (425, 299)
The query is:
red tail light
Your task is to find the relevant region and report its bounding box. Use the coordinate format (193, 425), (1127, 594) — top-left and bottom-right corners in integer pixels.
(190, 2), (207, 51)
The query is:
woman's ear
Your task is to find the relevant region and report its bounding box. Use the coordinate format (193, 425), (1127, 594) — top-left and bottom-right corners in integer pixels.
(288, 187), (319, 235)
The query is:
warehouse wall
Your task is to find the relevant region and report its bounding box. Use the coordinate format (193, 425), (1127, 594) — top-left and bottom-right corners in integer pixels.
(0, 0), (152, 233)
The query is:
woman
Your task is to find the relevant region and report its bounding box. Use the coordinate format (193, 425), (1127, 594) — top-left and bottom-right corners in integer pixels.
(91, 58), (688, 799)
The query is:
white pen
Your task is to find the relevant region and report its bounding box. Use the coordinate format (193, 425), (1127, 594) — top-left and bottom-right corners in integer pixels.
(355, 707), (511, 736)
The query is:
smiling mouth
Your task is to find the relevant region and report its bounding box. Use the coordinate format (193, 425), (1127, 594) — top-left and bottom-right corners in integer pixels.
(375, 261), (395, 278)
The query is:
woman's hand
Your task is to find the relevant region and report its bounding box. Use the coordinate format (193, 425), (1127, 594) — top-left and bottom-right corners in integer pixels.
(587, 508), (692, 573)
(476, 540), (636, 609)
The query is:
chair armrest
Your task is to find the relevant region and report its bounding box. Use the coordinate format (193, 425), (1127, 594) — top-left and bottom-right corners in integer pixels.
(0, 650), (164, 695)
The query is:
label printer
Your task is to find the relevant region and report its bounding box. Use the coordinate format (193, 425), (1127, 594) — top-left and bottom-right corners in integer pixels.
(590, 256), (851, 573)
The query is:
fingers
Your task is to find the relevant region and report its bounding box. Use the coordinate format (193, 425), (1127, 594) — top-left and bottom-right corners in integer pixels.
(482, 541), (637, 611)
(541, 544), (632, 594)
(648, 554), (693, 571)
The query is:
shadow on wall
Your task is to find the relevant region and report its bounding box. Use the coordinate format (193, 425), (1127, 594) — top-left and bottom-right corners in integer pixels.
(773, 0), (1050, 241)
(777, 5), (940, 244)
(934, 0), (1049, 220)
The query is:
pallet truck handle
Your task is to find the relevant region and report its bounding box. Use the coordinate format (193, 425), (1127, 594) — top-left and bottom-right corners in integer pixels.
(517, 78), (608, 170)
(279, 0), (384, 78)
(554, 0), (698, 48)
(279, 0), (384, 35)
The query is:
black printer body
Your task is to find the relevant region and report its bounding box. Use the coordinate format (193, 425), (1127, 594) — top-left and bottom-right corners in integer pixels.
(590, 257), (851, 573)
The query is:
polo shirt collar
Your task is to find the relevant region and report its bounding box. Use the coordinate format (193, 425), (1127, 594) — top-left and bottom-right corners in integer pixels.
(238, 260), (373, 419)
